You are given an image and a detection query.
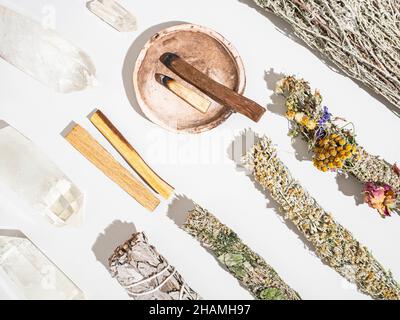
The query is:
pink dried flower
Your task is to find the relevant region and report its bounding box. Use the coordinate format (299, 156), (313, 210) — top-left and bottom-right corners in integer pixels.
(364, 183), (397, 218)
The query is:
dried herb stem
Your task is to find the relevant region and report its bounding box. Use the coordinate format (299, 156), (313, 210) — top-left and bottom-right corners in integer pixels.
(244, 136), (400, 300)
(183, 205), (301, 300)
(253, 0), (400, 112)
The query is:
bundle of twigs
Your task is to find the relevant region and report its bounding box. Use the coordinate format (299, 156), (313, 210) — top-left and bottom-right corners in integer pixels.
(253, 0), (400, 112)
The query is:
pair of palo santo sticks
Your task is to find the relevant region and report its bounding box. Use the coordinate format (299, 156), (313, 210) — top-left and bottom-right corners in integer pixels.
(157, 53), (266, 122)
(64, 110), (174, 211)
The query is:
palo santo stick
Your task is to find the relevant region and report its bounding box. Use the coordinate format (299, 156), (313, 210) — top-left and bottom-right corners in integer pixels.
(155, 74), (211, 113)
(89, 110), (174, 199)
(64, 124), (160, 211)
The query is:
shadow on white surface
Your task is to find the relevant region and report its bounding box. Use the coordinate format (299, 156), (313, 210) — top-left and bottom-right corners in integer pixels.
(60, 121), (78, 138)
(0, 229), (25, 238)
(122, 21), (186, 121)
(336, 174), (364, 207)
(92, 220), (138, 269)
(0, 120), (9, 130)
(167, 195), (196, 228)
(264, 68), (285, 116)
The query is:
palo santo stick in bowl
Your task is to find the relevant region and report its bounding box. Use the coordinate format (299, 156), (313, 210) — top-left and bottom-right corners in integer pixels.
(64, 123), (160, 211)
(160, 52), (266, 122)
(90, 110), (174, 199)
(155, 74), (211, 114)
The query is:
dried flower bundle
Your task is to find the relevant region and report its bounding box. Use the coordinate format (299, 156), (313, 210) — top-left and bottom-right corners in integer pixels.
(109, 232), (201, 300)
(243, 136), (400, 300)
(253, 0), (400, 112)
(182, 205), (301, 300)
(276, 76), (400, 218)
(86, 0), (137, 32)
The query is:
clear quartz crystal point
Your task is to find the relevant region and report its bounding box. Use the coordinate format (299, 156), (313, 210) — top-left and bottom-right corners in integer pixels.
(86, 0), (137, 32)
(0, 230), (84, 300)
(0, 5), (96, 93)
(0, 122), (84, 226)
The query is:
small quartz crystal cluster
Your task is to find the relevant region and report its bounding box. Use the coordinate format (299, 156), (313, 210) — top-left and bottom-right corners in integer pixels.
(244, 136), (400, 300)
(183, 205), (301, 300)
(109, 232), (200, 300)
(86, 0), (137, 32)
(276, 76), (399, 217)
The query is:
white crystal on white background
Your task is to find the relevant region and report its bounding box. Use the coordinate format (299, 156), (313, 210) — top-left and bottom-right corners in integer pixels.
(0, 5), (96, 93)
(0, 230), (84, 300)
(0, 122), (84, 226)
(86, 0), (137, 32)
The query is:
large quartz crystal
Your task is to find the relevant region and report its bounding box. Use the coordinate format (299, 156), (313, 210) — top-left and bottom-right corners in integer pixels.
(86, 0), (137, 32)
(0, 122), (83, 226)
(0, 230), (84, 300)
(0, 5), (96, 93)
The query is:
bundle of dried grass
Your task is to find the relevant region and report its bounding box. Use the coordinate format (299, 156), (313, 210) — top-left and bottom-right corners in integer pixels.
(243, 135), (400, 300)
(252, 0), (400, 112)
(182, 205), (301, 300)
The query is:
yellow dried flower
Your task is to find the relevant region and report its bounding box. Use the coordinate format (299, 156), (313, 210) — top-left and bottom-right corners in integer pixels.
(286, 110), (296, 120)
(307, 120), (317, 130)
(295, 112), (305, 123)
(313, 133), (357, 172)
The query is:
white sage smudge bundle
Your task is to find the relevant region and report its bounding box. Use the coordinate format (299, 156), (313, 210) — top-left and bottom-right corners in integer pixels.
(276, 76), (399, 218)
(0, 5), (96, 93)
(109, 232), (201, 300)
(182, 205), (301, 300)
(243, 135), (400, 300)
(252, 0), (400, 111)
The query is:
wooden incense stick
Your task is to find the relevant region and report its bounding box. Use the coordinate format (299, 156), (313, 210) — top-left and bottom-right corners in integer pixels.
(160, 52), (266, 122)
(64, 124), (160, 211)
(89, 110), (174, 199)
(155, 74), (211, 113)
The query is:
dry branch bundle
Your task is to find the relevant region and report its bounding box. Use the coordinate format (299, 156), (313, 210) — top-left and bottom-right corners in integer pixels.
(253, 0), (400, 112)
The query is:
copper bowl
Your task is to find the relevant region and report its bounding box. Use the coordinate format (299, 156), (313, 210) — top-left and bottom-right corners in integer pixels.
(133, 23), (246, 134)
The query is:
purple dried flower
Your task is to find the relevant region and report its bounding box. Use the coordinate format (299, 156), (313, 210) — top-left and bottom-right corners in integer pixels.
(316, 106), (331, 139)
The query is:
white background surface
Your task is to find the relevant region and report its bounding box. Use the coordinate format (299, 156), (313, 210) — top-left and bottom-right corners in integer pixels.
(0, 0), (399, 300)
